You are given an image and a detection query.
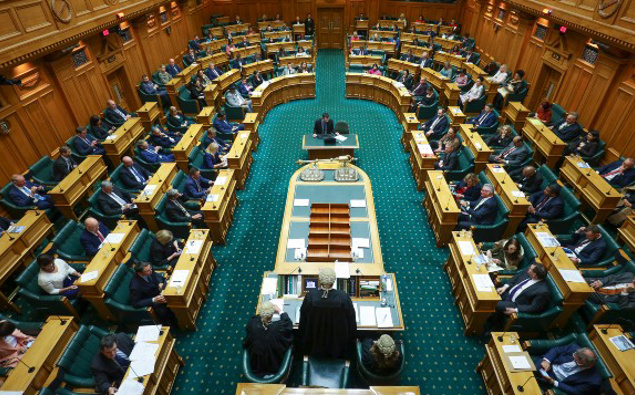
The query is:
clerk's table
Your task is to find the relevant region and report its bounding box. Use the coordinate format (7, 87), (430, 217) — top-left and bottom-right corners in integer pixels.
(302, 134), (359, 160)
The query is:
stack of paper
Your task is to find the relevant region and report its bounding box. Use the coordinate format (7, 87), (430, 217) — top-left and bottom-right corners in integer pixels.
(502, 344), (522, 353)
(457, 240), (475, 256)
(472, 274), (494, 292)
(294, 248), (306, 260)
(129, 356), (156, 379)
(184, 240), (203, 254)
(240, 133), (249, 140)
(206, 194), (219, 202)
(491, 166), (505, 173)
(168, 270), (189, 288)
(558, 269), (585, 283)
(104, 233), (125, 244)
(293, 199), (310, 206)
(214, 176), (227, 186)
(511, 190), (525, 198)
(609, 334), (634, 351)
(375, 308), (393, 328)
(80, 270), (99, 283)
(287, 239), (306, 249)
(261, 278), (278, 295)
(117, 379), (144, 395)
(352, 238), (370, 249)
(418, 144), (433, 155)
(334, 260), (350, 279)
(135, 325), (161, 343)
(335, 135), (347, 142)
(536, 232), (560, 247)
(359, 306), (376, 326)
(350, 199), (366, 208)
(129, 341), (159, 361)
(508, 355), (532, 370)
(142, 185), (157, 196)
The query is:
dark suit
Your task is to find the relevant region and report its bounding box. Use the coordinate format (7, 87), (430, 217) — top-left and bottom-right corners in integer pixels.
(150, 238), (180, 267)
(564, 232), (606, 266)
(53, 156), (77, 181)
(188, 39), (201, 51)
(420, 58), (433, 68)
(205, 67), (223, 81)
(453, 180), (481, 202)
(535, 344), (603, 395)
(214, 118), (244, 134)
(490, 143), (529, 168)
(0, 216), (13, 234)
(119, 164), (151, 190)
(597, 160), (635, 188)
(515, 172), (543, 194)
(521, 191), (564, 230)
(183, 53), (196, 66)
(586, 271), (635, 309)
(484, 133), (512, 149)
(304, 18), (315, 35)
(457, 196), (498, 230)
(434, 149), (459, 171)
(149, 132), (178, 149)
(91, 333), (134, 394)
(129, 272), (176, 326)
(410, 82), (428, 97)
(80, 222), (110, 257)
(96, 186), (137, 218)
(464, 53), (478, 64)
(165, 64), (181, 77)
(183, 176), (211, 200)
(423, 115), (449, 139)
(89, 125), (112, 140)
(202, 135), (227, 150)
(73, 135), (105, 156)
(138, 146), (175, 163)
(8, 181), (54, 209)
(553, 121), (583, 142)
(498, 271), (551, 313)
(313, 119), (334, 135)
(104, 106), (130, 127)
(469, 111), (497, 128)
(165, 198), (205, 228)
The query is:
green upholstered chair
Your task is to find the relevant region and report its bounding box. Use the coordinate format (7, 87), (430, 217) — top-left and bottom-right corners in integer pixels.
(580, 139), (606, 167)
(444, 146), (475, 182)
(102, 108), (126, 128)
(201, 23), (215, 36)
(355, 340), (405, 385)
(87, 189), (124, 229)
(415, 92), (440, 121)
(556, 224), (619, 268)
(501, 273), (564, 333)
(223, 90), (246, 121)
(49, 220), (91, 263)
(579, 261), (635, 328)
(550, 103), (567, 126)
(166, 113), (195, 134)
(155, 195), (192, 239)
(210, 113), (238, 141)
(348, 64), (364, 73)
(369, 50), (386, 64)
(128, 228), (171, 271)
(28, 156), (58, 187)
(482, 232), (538, 278)
(458, 77), (474, 93)
(108, 163), (143, 195)
(16, 261), (83, 320)
(242, 346), (293, 384)
(137, 83), (160, 106)
(301, 356), (350, 388)
(462, 92), (486, 115)
(474, 109), (500, 135)
(523, 332), (613, 395)
(1, 183), (33, 218)
(177, 86), (201, 116)
(188, 146), (218, 180)
(537, 164), (557, 185)
(133, 146), (162, 173)
(104, 263), (159, 328)
(56, 324), (110, 390)
(550, 185), (582, 235)
(473, 195), (510, 243)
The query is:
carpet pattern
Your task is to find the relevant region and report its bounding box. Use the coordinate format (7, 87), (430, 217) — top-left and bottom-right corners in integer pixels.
(172, 49), (486, 394)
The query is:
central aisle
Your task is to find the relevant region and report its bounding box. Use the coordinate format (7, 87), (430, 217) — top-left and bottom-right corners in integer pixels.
(173, 50), (485, 394)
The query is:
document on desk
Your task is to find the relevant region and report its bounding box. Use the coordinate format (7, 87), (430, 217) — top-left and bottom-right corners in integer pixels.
(359, 306), (376, 326)
(168, 270), (189, 288)
(350, 199), (366, 208)
(418, 144), (434, 155)
(334, 135), (347, 142)
(184, 240), (204, 254)
(135, 325), (161, 343)
(352, 247), (364, 259)
(240, 133), (249, 140)
(536, 233), (560, 248)
(457, 241), (475, 256)
(376, 308), (393, 328)
(558, 269), (586, 283)
(502, 345), (522, 353)
(104, 233), (125, 244)
(287, 238), (306, 249)
(130, 342), (160, 361)
(472, 274), (494, 292)
(511, 190), (526, 198)
(117, 379), (144, 395)
(609, 334), (634, 351)
(261, 278), (278, 295)
(80, 270), (99, 283)
(129, 356), (156, 378)
(352, 238), (370, 249)
(507, 354), (533, 371)
(334, 260), (350, 279)
(214, 176), (227, 186)
(491, 166), (505, 173)
(293, 199), (309, 206)
(142, 184), (158, 196)
(206, 194), (219, 202)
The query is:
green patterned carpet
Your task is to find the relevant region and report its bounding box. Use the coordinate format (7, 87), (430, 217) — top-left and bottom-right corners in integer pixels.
(172, 50), (486, 394)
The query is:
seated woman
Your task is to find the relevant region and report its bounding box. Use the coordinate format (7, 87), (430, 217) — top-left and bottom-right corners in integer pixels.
(187, 80), (206, 107)
(536, 101), (552, 125)
(493, 70), (525, 109)
(419, 86), (436, 106)
(449, 44), (462, 55)
(432, 127), (460, 153)
(203, 142), (228, 170)
(36, 254), (81, 299)
(225, 39), (237, 58)
(570, 130), (599, 158)
(167, 106), (194, 131)
(367, 64), (382, 76)
(488, 64), (509, 85)
(361, 334), (402, 376)
(0, 321), (35, 368)
(298, 62), (311, 73)
(454, 70), (469, 88)
(459, 76), (484, 105)
(369, 33), (380, 42)
(440, 62), (454, 79)
(242, 301), (293, 377)
(88, 115), (114, 140)
(150, 230), (182, 268)
(451, 173), (481, 202)
(484, 125), (513, 149)
(350, 31), (360, 41)
(483, 237), (524, 271)
(195, 69), (213, 87)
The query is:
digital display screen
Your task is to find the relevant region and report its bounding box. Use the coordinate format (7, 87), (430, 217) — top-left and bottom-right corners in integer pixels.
(305, 280), (317, 289)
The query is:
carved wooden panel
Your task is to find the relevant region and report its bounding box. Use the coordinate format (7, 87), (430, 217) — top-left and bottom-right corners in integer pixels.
(15, 1), (52, 32)
(594, 76), (635, 156)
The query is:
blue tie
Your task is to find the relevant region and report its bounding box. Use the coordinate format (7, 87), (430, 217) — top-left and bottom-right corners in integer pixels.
(506, 279), (529, 301)
(131, 166), (144, 182)
(115, 349), (130, 368)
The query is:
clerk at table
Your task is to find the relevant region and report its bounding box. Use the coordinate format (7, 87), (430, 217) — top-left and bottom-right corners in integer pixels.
(313, 113), (334, 136)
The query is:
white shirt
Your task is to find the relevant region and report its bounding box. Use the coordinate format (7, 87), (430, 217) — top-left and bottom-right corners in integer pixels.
(510, 279), (539, 302)
(37, 259), (77, 294)
(3, 335), (17, 348)
(551, 360), (588, 387)
(491, 70), (508, 84)
(107, 191), (128, 207)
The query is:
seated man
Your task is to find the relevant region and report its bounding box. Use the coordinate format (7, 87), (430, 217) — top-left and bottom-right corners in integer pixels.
(182, 49), (197, 66)
(129, 262), (177, 326)
(468, 103), (497, 128)
(91, 333), (134, 395)
(80, 217), (111, 257)
(596, 157), (635, 188)
(137, 140), (175, 163)
(313, 113), (334, 136)
(520, 184), (564, 230)
(238, 77), (254, 97)
(104, 99), (132, 127)
(434, 143), (459, 171)
(139, 74), (170, 108)
(226, 85), (254, 113)
(204, 62), (223, 81)
(214, 113), (244, 134)
(410, 77), (429, 98)
(561, 225), (606, 267)
(188, 35), (202, 50)
(202, 128), (229, 152)
(456, 184), (498, 231)
(549, 112), (583, 143)
(242, 301), (294, 377)
(533, 346), (603, 395)
(165, 188), (205, 228)
(74, 126), (106, 156)
(489, 136), (528, 168)
(8, 174), (54, 210)
(148, 126), (179, 149)
(96, 180), (139, 219)
(53, 145), (78, 181)
(422, 108), (448, 140)
(119, 156), (152, 190)
(156, 65), (173, 86)
(419, 52), (433, 69)
(183, 167), (212, 201)
(165, 58), (181, 77)
(586, 271), (635, 309)
(513, 166), (543, 195)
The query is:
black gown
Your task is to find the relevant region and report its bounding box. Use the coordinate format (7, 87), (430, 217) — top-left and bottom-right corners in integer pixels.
(299, 288), (357, 359)
(242, 313), (293, 376)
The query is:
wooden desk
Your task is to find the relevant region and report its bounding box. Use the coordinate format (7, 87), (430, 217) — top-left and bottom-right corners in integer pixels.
(242, 112), (261, 151)
(484, 164), (530, 238)
(236, 384), (421, 394)
(447, 106), (466, 127)
(420, 67), (449, 91)
(503, 102), (530, 131)
(0, 317), (77, 395)
(367, 29), (398, 39)
(197, 106), (216, 128)
(165, 78), (183, 111)
(227, 131), (254, 189)
(483, 80), (501, 105)
(233, 45), (261, 60)
(258, 21), (286, 31)
(346, 55), (384, 68)
(443, 82), (461, 107)
(302, 134), (360, 160)
(0, 210), (53, 312)
(137, 102), (162, 132)
(203, 84), (221, 109)
(278, 54), (314, 68)
(200, 39), (228, 53)
(215, 69), (242, 91)
(355, 19), (369, 30)
(435, 51), (464, 69)
(423, 171), (461, 246)
(590, 325), (635, 395)
(461, 125), (493, 174)
(163, 229), (216, 330)
(476, 332), (541, 394)
(387, 58), (420, 78)
(262, 30), (292, 41)
(366, 41), (397, 56)
(202, 169), (238, 244)
(617, 215), (635, 252)
(400, 44), (431, 59)
(101, 117), (145, 166)
(464, 62), (488, 83)
(445, 232), (501, 335)
(345, 73), (411, 115)
(434, 36), (463, 51)
(408, 131), (437, 190)
(560, 155), (623, 223)
(48, 155), (108, 220)
(224, 23), (250, 34)
(242, 59), (274, 76)
(378, 19), (406, 29)
(198, 52), (229, 70)
(176, 62), (201, 85)
(77, 220), (140, 321)
(251, 74), (316, 117)
(400, 32), (431, 45)
(525, 223), (593, 328)
(265, 42), (297, 56)
(400, 112), (420, 152)
(134, 163), (178, 232)
(172, 124), (205, 172)
(522, 118), (566, 168)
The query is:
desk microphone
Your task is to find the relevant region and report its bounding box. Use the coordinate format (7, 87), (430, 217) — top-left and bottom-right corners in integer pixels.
(516, 374), (535, 392)
(55, 315), (68, 325)
(601, 318), (632, 334)
(355, 268), (363, 275)
(16, 356), (35, 373)
(289, 266), (303, 274)
(128, 364), (145, 383)
(497, 329), (508, 343)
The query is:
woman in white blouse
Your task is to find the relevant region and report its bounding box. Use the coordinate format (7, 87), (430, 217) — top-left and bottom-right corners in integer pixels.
(488, 64), (509, 85)
(459, 76), (485, 105)
(36, 254), (81, 299)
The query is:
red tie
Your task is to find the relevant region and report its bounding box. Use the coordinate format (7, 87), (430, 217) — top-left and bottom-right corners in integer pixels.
(96, 231), (104, 242)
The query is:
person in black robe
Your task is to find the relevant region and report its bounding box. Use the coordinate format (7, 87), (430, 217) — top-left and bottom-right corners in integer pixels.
(242, 301), (293, 377)
(299, 267), (357, 359)
(361, 334), (403, 375)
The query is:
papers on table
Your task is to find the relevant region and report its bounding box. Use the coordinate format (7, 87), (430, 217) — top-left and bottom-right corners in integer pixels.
(214, 176), (227, 186)
(168, 270), (189, 288)
(558, 269), (586, 283)
(491, 166), (505, 173)
(184, 240), (203, 254)
(334, 135), (347, 142)
(384, 277), (393, 292)
(104, 233), (125, 244)
(458, 240), (475, 256)
(287, 238), (306, 249)
(350, 199), (366, 208)
(503, 345), (522, 353)
(451, 107), (461, 114)
(294, 248), (307, 260)
(472, 274), (494, 292)
(376, 307), (393, 328)
(80, 270), (99, 283)
(352, 247), (364, 259)
(294, 199), (310, 206)
(206, 194), (219, 202)
(334, 260), (350, 279)
(508, 354), (532, 370)
(536, 232), (560, 247)
(0, 391), (25, 395)
(240, 133), (249, 140)
(394, 82), (405, 89)
(105, 135), (118, 141)
(135, 325), (161, 343)
(142, 184), (157, 196)
(261, 278), (278, 295)
(576, 161), (591, 169)
(609, 334), (634, 351)
(474, 143), (482, 150)
(511, 190), (525, 198)
(359, 306), (376, 326)
(129, 356), (156, 378)
(6, 225), (25, 234)
(417, 144), (434, 155)
(129, 341), (159, 361)
(117, 380), (144, 395)
(352, 238), (370, 249)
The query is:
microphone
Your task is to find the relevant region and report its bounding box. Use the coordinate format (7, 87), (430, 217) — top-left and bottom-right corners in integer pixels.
(289, 266), (303, 274)
(55, 315), (68, 325)
(16, 356), (35, 373)
(355, 268), (362, 275)
(601, 318), (632, 334)
(128, 363), (145, 383)
(516, 374), (535, 392)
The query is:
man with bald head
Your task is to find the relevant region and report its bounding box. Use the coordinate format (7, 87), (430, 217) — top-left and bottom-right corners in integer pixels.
(489, 136), (528, 168)
(532, 345), (603, 394)
(597, 157), (635, 188)
(80, 217), (111, 257)
(104, 99), (132, 127)
(119, 156), (152, 191)
(8, 174), (54, 209)
(165, 58), (181, 77)
(513, 166), (543, 194)
(96, 180), (138, 219)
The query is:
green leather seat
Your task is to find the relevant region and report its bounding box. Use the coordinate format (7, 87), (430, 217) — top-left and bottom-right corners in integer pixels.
(65, 135), (92, 164)
(355, 340), (405, 385)
(188, 146), (218, 180)
(128, 228), (170, 271)
(104, 263), (159, 328)
(132, 146), (162, 173)
(201, 23), (215, 36)
(137, 82), (160, 106)
(505, 80), (529, 106)
(581, 139), (606, 167)
(108, 163), (143, 195)
(415, 91), (440, 121)
(550, 184), (582, 235)
(166, 113), (195, 134)
(459, 77), (474, 93)
(56, 324), (110, 389)
(210, 113), (238, 141)
(462, 92), (486, 115)
(177, 86), (201, 116)
(369, 50), (386, 64)
(242, 346), (293, 384)
(482, 232), (538, 277)
(16, 261), (83, 319)
(301, 356), (350, 388)
(50, 220), (91, 263)
(0, 184), (50, 219)
(550, 103), (567, 126)
(87, 189), (123, 229)
(580, 261), (635, 327)
(444, 146), (475, 182)
(474, 109), (500, 135)
(155, 195), (192, 239)
(102, 108), (125, 128)
(28, 156), (58, 187)
(557, 224), (619, 268)
(223, 90), (246, 121)
(348, 64), (364, 73)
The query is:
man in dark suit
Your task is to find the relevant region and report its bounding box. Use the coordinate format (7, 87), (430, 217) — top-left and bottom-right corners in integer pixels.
(182, 49), (197, 67)
(550, 112), (583, 142)
(91, 333), (135, 395)
(586, 270), (635, 309)
(148, 126), (179, 150)
(422, 108), (449, 139)
(183, 168), (212, 201)
(463, 50), (478, 64)
(104, 99), (132, 127)
(533, 345), (603, 395)
(419, 51), (433, 69)
(204, 62), (223, 81)
(561, 225), (606, 267)
(119, 156), (151, 191)
(238, 76), (254, 97)
(74, 126), (106, 156)
(53, 145), (77, 181)
(80, 217), (111, 257)
(456, 184), (498, 230)
(8, 174), (54, 209)
(597, 157), (635, 188)
(96, 181), (139, 219)
(137, 140), (175, 163)
(520, 184), (564, 230)
(468, 104), (497, 128)
(313, 113), (334, 136)
(188, 35), (202, 51)
(129, 262), (177, 326)
(139, 74), (170, 108)
(513, 166), (543, 194)
(304, 13), (315, 36)
(410, 77), (429, 97)
(434, 143), (460, 171)
(202, 128), (229, 152)
(165, 58), (181, 77)
(489, 136), (528, 168)
(213, 112), (244, 134)
(165, 188), (205, 228)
